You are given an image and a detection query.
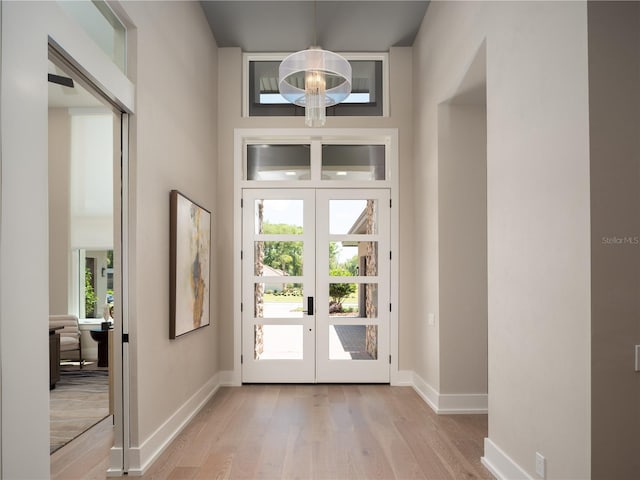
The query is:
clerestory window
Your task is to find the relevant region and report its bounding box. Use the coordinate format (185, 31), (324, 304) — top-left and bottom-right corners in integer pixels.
(245, 54), (387, 118)
(57, 0), (126, 73)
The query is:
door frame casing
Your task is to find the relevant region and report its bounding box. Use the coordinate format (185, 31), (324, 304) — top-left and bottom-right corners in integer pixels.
(233, 128), (400, 385)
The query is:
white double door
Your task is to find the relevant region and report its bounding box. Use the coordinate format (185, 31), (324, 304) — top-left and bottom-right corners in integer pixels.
(242, 188), (390, 383)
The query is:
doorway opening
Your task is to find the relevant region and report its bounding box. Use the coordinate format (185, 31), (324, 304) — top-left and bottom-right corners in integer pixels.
(242, 189), (391, 383)
(234, 129), (399, 385)
(436, 40), (488, 409)
(47, 52), (123, 456)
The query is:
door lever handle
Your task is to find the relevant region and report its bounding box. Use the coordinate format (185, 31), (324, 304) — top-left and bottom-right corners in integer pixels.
(302, 296), (314, 315)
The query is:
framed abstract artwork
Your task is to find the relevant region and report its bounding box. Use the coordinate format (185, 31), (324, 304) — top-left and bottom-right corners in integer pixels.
(170, 190), (211, 339)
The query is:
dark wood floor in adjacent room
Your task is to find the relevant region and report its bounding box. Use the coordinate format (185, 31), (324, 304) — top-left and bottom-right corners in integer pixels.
(52, 384), (493, 479)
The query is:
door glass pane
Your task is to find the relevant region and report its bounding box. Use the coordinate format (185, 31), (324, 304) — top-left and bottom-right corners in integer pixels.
(255, 241), (303, 276)
(329, 199), (377, 234)
(330, 241), (377, 276)
(329, 325), (378, 360)
(322, 145), (385, 181)
(255, 199), (304, 235)
(247, 144), (311, 180)
(254, 283), (303, 318)
(329, 283), (378, 318)
(255, 324), (303, 359)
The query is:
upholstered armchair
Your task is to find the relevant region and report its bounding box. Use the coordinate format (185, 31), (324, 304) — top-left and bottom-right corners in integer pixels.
(49, 314), (84, 368)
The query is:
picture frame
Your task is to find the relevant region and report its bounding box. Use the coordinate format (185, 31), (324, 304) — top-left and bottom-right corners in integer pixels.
(169, 190), (211, 339)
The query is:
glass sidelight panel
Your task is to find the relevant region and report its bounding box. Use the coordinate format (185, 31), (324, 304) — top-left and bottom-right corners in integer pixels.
(255, 199), (304, 234)
(329, 325), (378, 360)
(329, 241), (377, 276)
(255, 324), (303, 360)
(254, 283), (304, 318)
(328, 283), (378, 318)
(254, 241), (303, 276)
(329, 199), (378, 234)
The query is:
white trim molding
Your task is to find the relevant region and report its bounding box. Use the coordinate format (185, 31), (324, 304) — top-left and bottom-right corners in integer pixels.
(481, 437), (533, 480)
(125, 372), (224, 476)
(411, 371), (488, 414)
(106, 447), (124, 477)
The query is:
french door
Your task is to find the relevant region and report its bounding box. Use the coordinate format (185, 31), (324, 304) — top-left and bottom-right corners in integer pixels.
(242, 188), (390, 383)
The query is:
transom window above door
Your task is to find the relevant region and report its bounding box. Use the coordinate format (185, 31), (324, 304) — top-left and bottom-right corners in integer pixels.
(241, 135), (392, 185)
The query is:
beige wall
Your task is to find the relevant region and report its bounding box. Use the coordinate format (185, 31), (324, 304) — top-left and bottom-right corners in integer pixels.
(216, 47), (416, 373)
(119, 0), (219, 452)
(413, 1), (591, 477)
(588, 2), (640, 477)
(49, 108), (72, 315)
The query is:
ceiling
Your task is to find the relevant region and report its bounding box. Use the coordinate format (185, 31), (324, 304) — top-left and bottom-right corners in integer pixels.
(49, 2), (431, 107)
(200, 1), (430, 53)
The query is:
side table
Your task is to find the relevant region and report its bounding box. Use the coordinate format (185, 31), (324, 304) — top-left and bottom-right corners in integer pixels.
(90, 328), (111, 367)
(49, 326), (62, 389)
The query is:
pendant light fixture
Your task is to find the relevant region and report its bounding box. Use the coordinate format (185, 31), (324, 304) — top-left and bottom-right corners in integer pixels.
(278, 1), (352, 127)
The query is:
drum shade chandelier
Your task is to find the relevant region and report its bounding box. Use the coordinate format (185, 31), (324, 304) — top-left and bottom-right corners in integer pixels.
(278, 3), (352, 127)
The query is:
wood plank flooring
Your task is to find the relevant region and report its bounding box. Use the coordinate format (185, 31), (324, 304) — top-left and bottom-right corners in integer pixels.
(141, 385), (492, 480)
(51, 415), (114, 480)
(51, 385), (493, 479)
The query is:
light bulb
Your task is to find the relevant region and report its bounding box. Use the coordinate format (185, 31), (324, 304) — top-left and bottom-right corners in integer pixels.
(305, 70), (326, 127)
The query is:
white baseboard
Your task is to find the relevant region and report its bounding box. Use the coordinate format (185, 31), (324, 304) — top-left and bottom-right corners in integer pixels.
(125, 371), (223, 476)
(439, 392), (488, 413)
(411, 371), (441, 411)
(411, 371), (488, 414)
(106, 447), (123, 477)
(481, 437), (532, 480)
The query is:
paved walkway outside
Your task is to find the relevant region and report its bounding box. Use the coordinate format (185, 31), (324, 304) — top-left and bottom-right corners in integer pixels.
(259, 323), (373, 360)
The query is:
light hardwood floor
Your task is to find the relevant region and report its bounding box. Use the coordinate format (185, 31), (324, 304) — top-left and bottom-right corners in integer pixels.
(52, 385), (493, 479)
(51, 415), (114, 480)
